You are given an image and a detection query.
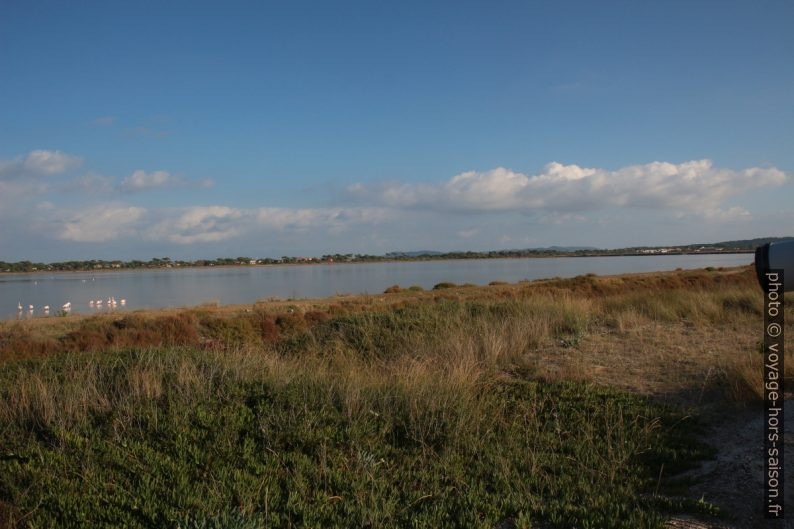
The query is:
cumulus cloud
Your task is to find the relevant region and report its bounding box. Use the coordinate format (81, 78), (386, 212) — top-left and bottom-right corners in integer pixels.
(0, 180), (50, 211)
(23, 150), (83, 175)
(147, 206), (244, 244)
(0, 149), (82, 179)
(8, 155), (782, 252)
(143, 206), (393, 245)
(256, 207), (391, 232)
(348, 160), (788, 214)
(121, 170), (176, 191)
(20, 200), (392, 246)
(119, 170), (212, 192)
(58, 205), (147, 242)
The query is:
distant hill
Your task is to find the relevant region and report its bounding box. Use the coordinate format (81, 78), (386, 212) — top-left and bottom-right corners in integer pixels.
(385, 239), (788, 258)
(684, 237), (794, 250)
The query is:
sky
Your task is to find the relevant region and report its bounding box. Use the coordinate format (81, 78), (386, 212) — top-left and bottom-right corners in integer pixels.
(1, 0), (793, 261)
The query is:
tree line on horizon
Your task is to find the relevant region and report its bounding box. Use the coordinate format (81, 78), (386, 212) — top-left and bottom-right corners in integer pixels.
(0, 236), (780, 274)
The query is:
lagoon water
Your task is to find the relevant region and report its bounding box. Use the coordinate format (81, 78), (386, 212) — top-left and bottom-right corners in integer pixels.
(1, 253), (753, 320)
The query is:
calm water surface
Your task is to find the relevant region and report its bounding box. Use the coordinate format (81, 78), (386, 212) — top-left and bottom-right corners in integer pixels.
(1, 254), (752, 320)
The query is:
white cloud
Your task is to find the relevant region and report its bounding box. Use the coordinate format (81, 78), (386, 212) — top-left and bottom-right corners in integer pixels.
(348, 160), (788, 214)
(142, 206), (392, 245)
(121, 170), (175, 191)
(147, 206), (244, 244)
(0, 149), (82, 179)
(58, 205), (147, 242)
(255, 207), (391, 232)
(120, 170), (212, 191)
(0, 180), (50, 212)
(14, 200), (392, 246)
(23, 150), (83, 175)
(6, 156), (782, 252)
(676, 206), (753, 222)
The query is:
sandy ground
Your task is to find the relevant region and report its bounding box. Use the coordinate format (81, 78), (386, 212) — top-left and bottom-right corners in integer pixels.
(666, 396), (794, 529)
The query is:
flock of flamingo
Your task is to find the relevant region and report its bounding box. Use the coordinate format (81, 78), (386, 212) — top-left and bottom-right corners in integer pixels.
(16, 297), (126, 316)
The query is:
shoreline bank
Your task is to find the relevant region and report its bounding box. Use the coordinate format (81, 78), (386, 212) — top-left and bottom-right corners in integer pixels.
(0, 250), (753, 276)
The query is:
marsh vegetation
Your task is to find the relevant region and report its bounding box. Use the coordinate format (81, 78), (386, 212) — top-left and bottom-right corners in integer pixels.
(0, 266), (787, 528)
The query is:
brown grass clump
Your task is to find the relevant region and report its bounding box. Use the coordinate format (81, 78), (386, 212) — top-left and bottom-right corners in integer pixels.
(304, 310), (330, 323)
(0, 325), (58, 363)
(199, 314), (260, 348)
(275, 312), (307, 335)
(250, 312), (280, 342)
(59, 313), (201, 353)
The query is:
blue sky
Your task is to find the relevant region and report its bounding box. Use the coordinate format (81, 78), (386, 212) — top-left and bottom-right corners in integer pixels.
(1, 0), (793, 260)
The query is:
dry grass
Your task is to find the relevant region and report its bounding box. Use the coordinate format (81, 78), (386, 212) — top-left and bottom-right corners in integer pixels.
(0, 265), (782, 527)
(0, 265), (788, 422)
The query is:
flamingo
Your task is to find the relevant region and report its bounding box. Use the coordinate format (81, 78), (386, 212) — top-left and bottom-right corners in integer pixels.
(17, 302), (22, 311)
(96, 299), (103, 306)
(62, 302), (71, 310)
(43, 305), (50, 312)
(89, 300), (95, 306)
(120, 299), (126, 306)
(28, 304), (33, 311)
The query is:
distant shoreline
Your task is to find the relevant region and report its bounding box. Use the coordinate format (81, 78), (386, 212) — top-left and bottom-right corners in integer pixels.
(1, 263), (756, 325)
(0, 250), (754, 277)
